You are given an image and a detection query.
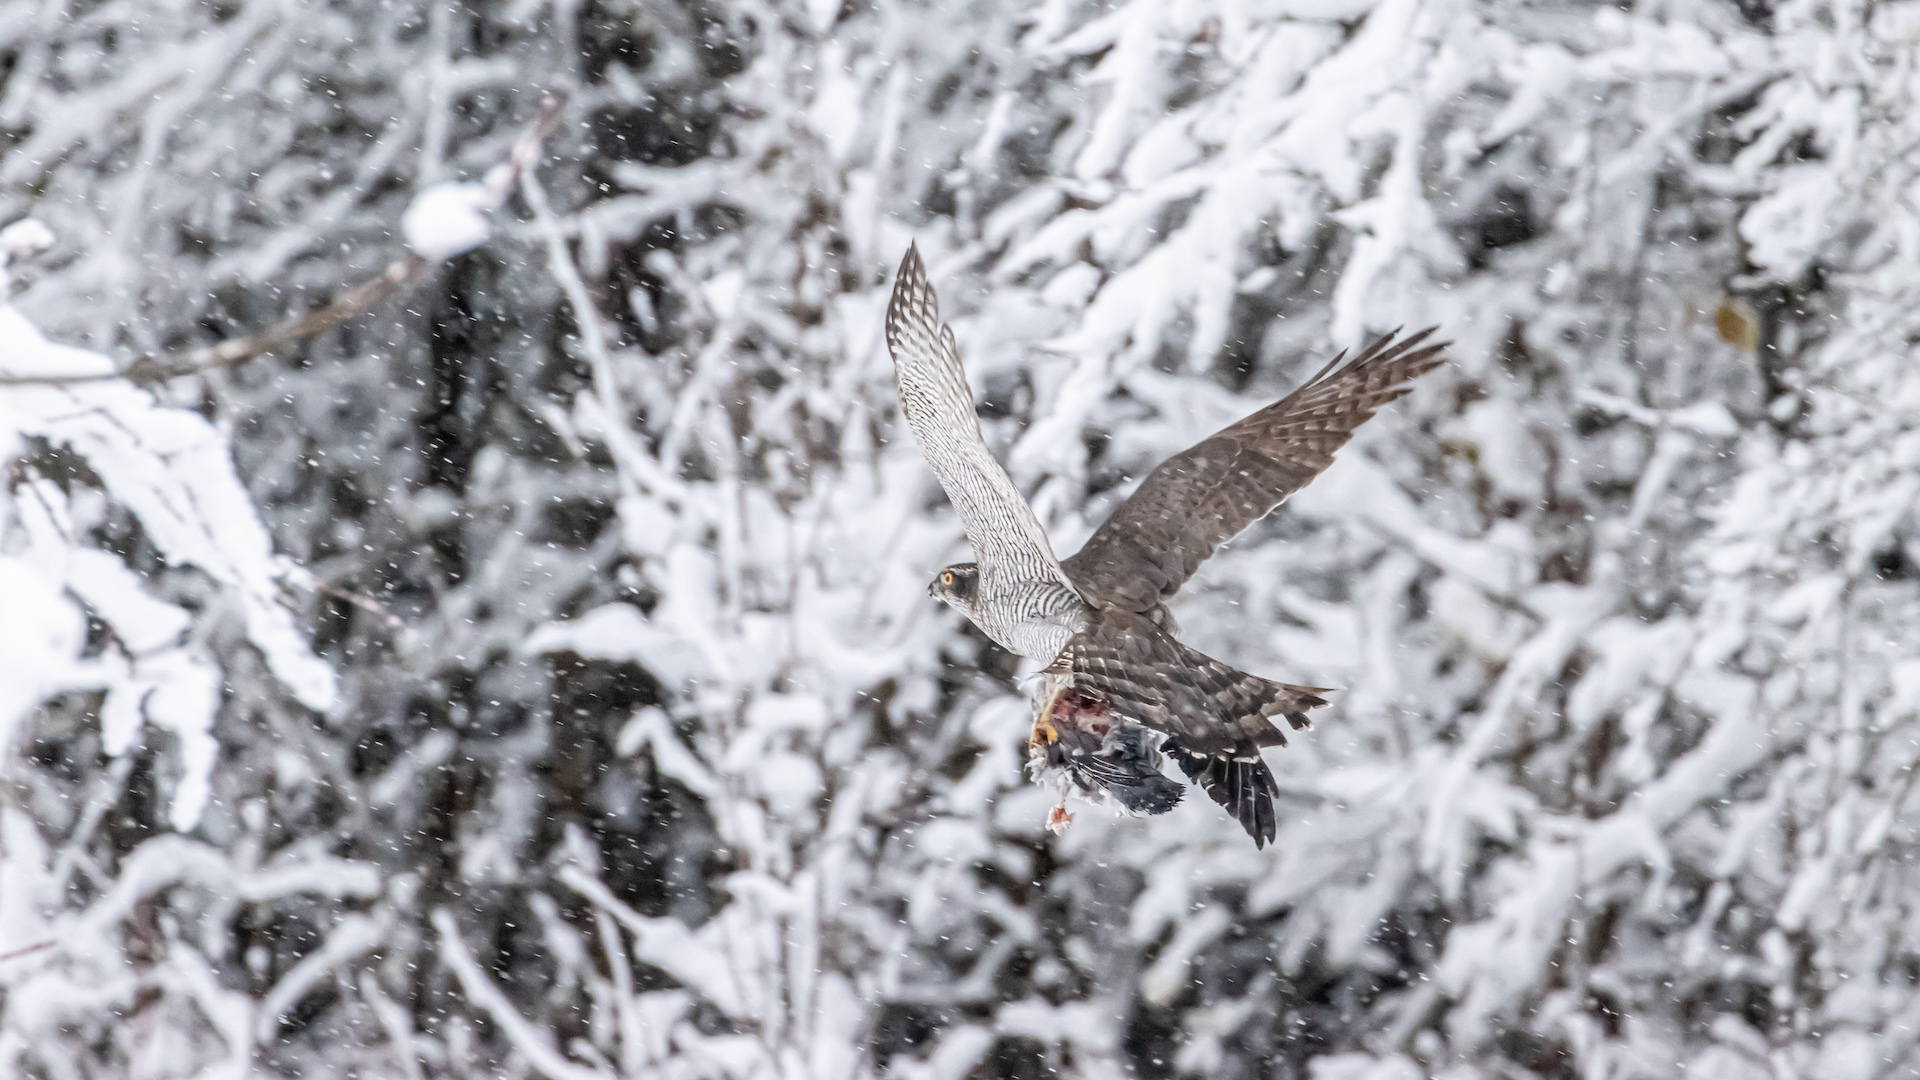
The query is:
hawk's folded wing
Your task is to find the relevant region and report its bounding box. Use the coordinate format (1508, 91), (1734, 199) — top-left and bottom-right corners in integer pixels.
(885, 245), (1078, 594)
(1063, 329), (1447, 612)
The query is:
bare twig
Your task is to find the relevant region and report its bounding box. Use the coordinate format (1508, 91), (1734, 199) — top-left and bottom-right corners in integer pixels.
(487, 88), (572, 203)
(121, 255), (430, 387)
(0, 89), (569, 390)
(0, 940), (55, 963)
(311, 579), (411, 637)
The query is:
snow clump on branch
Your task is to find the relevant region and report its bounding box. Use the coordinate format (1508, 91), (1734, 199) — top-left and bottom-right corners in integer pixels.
(401, 182), (495, 262)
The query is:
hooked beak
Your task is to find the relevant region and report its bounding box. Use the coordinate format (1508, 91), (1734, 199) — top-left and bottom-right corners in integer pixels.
(927, 577), (941, 598)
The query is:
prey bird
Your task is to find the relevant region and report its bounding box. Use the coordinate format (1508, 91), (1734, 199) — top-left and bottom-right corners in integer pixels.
(886, 245), (1445, 846)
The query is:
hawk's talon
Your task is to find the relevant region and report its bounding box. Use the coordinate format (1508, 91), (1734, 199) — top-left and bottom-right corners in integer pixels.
(1030, 680), (1065, 753)
(1046, 805), (1074, 835)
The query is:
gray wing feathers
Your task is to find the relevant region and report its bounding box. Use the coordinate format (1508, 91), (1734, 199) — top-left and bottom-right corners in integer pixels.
(1063, 328), (1447, 612)
(886, 245), (1078, 595)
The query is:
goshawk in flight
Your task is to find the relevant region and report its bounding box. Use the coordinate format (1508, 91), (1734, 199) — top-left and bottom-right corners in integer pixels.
(885, 244), (1446, 847)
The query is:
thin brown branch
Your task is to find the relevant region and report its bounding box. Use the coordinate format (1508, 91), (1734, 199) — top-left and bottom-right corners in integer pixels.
(120, 254), (430, 387)
(0, 940), (54, 963)
(311, 578), (411, 637)
(0, 89), (570, 390)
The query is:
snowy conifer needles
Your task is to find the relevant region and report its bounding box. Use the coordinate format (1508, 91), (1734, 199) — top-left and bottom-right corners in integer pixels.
(0, 242), (336, 834)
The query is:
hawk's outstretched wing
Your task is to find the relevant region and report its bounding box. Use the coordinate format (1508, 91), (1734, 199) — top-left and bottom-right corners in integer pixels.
(886, 245), (1078, 594)
(1063, 329), (1447, 612)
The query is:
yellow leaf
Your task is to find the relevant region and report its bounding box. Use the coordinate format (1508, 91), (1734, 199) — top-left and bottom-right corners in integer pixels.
(1715, 296), (1761, 351)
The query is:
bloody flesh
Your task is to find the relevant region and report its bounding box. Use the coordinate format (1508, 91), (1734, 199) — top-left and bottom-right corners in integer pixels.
(1035, 687), (1112, 746)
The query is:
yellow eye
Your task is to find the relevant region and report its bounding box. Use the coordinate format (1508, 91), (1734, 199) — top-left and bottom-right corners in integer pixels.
(941, 571), (954, 586)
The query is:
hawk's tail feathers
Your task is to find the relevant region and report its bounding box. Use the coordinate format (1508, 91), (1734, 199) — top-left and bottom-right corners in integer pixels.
(1264, 680), (1333, 734)
(1181, 644), (1332, 746)
(1163, 738), (1278, 848)
(1166, 649), (1330, 847)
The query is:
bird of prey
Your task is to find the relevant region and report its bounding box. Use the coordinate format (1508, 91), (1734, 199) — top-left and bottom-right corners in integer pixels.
(885, 245), (1446, 847)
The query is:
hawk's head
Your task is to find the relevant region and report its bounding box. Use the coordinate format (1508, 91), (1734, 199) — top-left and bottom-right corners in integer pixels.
(928, 563), (981, 614)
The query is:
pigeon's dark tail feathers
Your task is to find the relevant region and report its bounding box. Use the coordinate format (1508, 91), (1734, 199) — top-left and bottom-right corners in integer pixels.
(1038, 719), (1185, 815)
(1075, 726), (1185, 814)
(1162, 737), (1279, 848)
